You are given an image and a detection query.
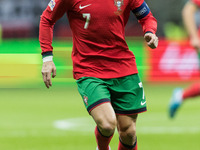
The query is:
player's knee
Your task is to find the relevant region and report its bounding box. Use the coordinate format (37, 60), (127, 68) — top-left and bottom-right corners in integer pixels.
(119, 125), (136, 141)
(98, 118), (116, 136)
(125, 129), (136, 141)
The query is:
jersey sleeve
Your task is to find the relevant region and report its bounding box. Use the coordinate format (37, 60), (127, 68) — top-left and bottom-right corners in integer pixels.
(191, 0), (200, 7)
(130, 0), (157, 34)
(130, 0), (144, 10)
(39, 0), (68, 57)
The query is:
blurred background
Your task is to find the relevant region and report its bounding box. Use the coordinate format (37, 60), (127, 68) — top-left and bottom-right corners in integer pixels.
(0, 0), (200, 150)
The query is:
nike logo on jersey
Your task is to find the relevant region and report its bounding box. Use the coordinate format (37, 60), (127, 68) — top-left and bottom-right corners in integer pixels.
(141, 101), (146, 106)
(79, 4), (91, 9)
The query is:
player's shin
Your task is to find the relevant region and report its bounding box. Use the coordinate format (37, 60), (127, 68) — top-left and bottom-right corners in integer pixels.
(118, 138), (137, 150)
(182, 83), (200, 100)
(95, 126), (113, 150)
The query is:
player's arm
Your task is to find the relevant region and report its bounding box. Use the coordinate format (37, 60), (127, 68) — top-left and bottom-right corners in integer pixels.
(39, 0), (68, 88)
(131, 0), (158, 49)
(182, 1), (200, 50)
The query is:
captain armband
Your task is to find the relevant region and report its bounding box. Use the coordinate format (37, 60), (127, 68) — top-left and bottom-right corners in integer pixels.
(132, 1), (150, 20)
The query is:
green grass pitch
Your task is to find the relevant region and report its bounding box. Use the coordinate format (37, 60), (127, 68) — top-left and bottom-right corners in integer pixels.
(0, 39), (200, 150)
(0, 83), (200, 150)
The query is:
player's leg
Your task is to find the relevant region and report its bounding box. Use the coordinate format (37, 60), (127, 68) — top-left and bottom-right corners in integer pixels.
(117, 114), (137, 150)
(107, 74), (146, 150)
(182, 83), (200, 100)
(169, 88), (183, 118)
(169, 83), (200, 118)
(76, 77), (116, 150)
(91, 103), (116, 150)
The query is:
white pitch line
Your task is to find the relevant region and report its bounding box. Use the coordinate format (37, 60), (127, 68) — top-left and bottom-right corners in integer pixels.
(54, 117), (95, 132)
(54, 117), (200, 134)
(1, 117), (199, 138)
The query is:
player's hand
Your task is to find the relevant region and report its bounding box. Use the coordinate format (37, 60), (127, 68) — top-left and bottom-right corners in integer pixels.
(190, 37), (200, 51)
(144, 32), (158, 49)
(41, 61), (56, 88)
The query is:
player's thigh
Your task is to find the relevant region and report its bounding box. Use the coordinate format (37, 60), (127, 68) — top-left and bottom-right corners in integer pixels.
(90, 102), (117, 129)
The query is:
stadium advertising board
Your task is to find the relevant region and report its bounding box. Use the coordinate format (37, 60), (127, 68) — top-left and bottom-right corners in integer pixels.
(147, 40), (200, 82)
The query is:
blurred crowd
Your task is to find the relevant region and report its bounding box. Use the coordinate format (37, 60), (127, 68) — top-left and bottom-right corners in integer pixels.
(0, 0), (198, 38)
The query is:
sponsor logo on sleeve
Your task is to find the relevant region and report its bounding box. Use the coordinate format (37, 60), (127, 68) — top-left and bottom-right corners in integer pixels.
(135, 7), (147, 17)
(48, 0), (56, 11)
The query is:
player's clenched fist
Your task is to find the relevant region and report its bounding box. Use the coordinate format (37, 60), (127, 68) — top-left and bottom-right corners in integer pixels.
(42, 61), (56, 88)
(144, 32), (158, 49)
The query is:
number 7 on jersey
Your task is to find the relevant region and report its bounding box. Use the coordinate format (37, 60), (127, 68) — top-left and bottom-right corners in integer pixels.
(82, 13), (91, 29)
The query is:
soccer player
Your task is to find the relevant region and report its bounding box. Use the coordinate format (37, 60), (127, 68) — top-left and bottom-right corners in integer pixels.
(169, 0), (200, 118)
(40, 0), (158, 149)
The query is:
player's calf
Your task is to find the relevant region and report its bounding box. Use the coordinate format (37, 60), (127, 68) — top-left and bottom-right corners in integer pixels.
(95, 126), (114, 150)
(117, 115), (137, 150)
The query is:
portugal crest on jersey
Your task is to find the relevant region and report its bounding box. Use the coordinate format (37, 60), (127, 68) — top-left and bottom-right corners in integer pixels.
(83, 96), (88, 106)
(114, 0), (124, 15)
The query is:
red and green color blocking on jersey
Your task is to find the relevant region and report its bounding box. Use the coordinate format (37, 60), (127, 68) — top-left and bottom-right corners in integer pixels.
(39, 0), (157, 79)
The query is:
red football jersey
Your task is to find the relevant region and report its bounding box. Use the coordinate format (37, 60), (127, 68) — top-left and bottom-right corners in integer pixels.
(40, 0), (157, 79)
(192, 0), (200, 7)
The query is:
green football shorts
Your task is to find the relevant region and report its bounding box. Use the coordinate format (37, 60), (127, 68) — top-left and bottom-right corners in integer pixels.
(76, 74), (147, 115)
